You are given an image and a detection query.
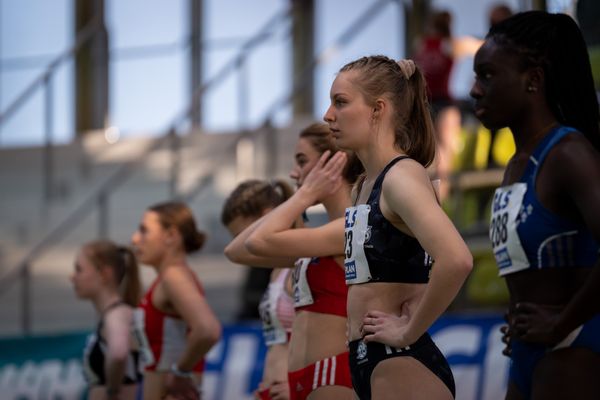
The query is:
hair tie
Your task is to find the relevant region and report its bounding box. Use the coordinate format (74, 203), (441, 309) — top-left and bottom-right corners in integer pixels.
(396, 59), (416, 80)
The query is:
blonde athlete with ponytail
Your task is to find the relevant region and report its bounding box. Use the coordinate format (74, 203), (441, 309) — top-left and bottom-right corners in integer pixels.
(71, 240), (143, 400)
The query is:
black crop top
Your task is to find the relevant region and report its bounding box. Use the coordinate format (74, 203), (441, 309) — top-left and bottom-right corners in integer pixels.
(82, 301), (142, 386)
(344, 156), (432, 284)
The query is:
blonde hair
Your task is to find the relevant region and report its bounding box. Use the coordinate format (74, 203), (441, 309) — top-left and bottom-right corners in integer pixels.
(84, 240), (142, 307)
(339, 55), (436, 167)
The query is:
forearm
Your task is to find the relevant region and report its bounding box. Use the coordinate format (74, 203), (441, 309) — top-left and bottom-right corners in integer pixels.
(555, 261), (600, 336)
(104, 357), (126, 396)
(405, 260), (471, 339)
(177, 326), (221, 371)
(225, 216), (265, 262)
(246, 188), (314, 255)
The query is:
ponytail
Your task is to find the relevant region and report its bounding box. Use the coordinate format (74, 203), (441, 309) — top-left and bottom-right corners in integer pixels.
(118, 246), (142, 307)
(84, 240), (142, 307)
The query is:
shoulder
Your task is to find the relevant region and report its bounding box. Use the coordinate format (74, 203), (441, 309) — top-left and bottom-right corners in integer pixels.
(550, 131), (599, 161)
(104, 303), (133, 325)
(382, 158), (431, 193)
(380, 158), (437, 213)
(161, 265), (199, 288)
(547, 131), (600, 178)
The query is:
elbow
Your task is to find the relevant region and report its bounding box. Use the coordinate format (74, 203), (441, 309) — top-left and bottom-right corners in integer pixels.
(191, 320), (222, 347)
(455, 252), (473, 277)
(244, 236), (267, 256)
(224, 243), (241, 264)
(204, 319), (222, 346)
(107, 346), (129, 364)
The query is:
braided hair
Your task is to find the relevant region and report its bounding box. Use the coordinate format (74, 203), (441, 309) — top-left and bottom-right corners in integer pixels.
(488, 11), (600, 149)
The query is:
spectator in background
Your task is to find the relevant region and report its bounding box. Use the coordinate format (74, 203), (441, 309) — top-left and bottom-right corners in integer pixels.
(70, 240), (142, 400)
(489, 3), (513, 28)
(413, 10), (482, 200)
(487, 3), (514, 168)
(132, 201), (221, 400)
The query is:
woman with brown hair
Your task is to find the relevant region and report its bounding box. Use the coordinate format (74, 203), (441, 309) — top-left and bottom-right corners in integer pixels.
(71, 239), (142, 400)
(327, 55), (472, 400)
(132, 201), (221, 400)
(225, 123), (361, 400)
(221, 179), (296, 400)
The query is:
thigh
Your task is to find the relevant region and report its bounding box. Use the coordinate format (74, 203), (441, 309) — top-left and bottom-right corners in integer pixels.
(370, 357), (453, 400)
(531, 348), (600, 400)
(308, 385), (354, 400)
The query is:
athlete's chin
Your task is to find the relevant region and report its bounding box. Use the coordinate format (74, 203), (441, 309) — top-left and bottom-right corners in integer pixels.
(333, 135), (354, 151)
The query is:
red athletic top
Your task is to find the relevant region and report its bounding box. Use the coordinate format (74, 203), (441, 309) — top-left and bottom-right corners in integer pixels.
(135, 274), (206, 373)
(413, 36), (454, 103)
(292, 256), (347, 317)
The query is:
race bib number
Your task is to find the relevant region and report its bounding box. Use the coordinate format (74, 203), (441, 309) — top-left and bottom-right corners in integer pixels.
(344, 205), (372, 284)
(292, 257), (314, 307)
(490, 183), (529, 275)
(258, 281), (287, 345)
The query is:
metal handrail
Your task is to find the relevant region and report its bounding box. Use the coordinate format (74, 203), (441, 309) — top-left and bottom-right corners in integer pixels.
(180, 0), (398, 202)
(0, 16), (101, 126)
(0, 6), (293, 334)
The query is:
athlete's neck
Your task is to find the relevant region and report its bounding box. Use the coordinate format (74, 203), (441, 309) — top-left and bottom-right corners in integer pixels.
(93, 289), (122, 315)
(321, 181), (352, 221)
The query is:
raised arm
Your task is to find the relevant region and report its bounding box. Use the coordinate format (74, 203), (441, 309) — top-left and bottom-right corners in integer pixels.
(224, 215), (297, 269)
(245, 151), (347, 259)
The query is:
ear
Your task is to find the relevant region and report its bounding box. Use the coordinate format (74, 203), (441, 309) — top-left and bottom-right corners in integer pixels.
(164, 226), (178, 245)
(372, 98), (386, 119)
(526, 66), (544, 93)
(98, 264), (115, 284)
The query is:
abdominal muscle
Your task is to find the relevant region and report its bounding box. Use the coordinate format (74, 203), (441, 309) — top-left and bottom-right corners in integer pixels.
(347, 282), (426, 341)
(288, 311), (348, 371)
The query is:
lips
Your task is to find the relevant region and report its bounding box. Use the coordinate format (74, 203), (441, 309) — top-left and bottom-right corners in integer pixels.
(473, 105), (486, 118)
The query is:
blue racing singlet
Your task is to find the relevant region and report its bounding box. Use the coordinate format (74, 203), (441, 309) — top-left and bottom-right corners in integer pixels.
(490, 126), (599, 276)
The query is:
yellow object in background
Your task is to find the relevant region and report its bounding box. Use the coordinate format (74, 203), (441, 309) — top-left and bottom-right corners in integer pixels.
(473, 126), (491, 170)
(491, 127), (516, 167)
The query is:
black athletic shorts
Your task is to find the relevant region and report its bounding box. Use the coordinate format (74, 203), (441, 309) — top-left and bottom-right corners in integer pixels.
(348, 333), (455, 399)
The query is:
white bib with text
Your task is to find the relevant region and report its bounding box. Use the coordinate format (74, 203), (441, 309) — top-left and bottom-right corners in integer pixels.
(490, 183), (530, 276)
(292, 257), (313, 307)
(344, 205), (372, 284)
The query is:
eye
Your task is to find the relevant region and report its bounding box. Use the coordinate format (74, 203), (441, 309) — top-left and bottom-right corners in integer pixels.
(335, 98), (346, 107)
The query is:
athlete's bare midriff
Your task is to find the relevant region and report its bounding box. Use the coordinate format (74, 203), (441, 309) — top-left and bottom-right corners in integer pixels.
(347, 281), (426, 341)
(506, 267), (592, 307)
(288, 310), (347, 371)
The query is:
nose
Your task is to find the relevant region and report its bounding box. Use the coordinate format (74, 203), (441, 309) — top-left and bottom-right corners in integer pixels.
(470, 81), (482, 100)
(131, 231), (140, 246)
(289, 166), (300, 181)
(323, 105), (334, 123)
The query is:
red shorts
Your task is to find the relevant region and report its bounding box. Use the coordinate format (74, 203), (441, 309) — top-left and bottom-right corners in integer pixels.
(287, 352), (352, 400)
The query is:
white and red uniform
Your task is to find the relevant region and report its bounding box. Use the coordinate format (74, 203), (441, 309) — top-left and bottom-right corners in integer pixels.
(134, 275), (205, 373)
